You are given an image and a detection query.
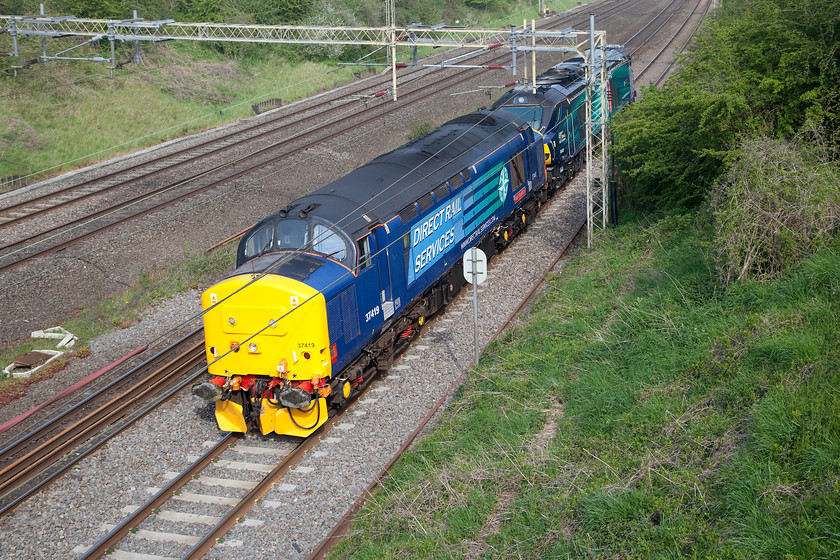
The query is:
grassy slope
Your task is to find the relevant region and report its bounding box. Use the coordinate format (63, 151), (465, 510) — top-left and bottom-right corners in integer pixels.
(0, 42), (364, 183)
(329, 212), (840, 559)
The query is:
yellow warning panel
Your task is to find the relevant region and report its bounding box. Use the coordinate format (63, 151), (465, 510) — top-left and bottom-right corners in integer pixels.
(202, 274), (332, 383)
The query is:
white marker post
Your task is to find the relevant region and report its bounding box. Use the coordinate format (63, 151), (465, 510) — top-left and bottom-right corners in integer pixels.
(463, 247), (488, 364)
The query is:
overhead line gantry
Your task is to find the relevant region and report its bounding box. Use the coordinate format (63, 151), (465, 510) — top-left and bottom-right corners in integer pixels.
(1, 11), (603, 100)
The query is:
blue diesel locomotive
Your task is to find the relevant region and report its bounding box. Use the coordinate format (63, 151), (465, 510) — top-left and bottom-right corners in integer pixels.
(194, 49), (632, 437)
(491, 46), (633, 185)
(195, 108), (547, 436)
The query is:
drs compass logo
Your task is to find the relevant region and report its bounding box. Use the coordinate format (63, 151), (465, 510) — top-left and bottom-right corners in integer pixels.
(498, 165), (509, 203)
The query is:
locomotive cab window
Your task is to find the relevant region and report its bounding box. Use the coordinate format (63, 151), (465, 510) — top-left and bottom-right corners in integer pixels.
(357, 235), (372, 272)
(276, 219), (309, 249)
(243, 223), (274, 259)
(502, 104), (544, 131)
(313, 222), (349, 261)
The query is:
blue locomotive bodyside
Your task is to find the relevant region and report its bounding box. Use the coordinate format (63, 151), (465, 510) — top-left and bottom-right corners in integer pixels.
(326, 109), (546, 376)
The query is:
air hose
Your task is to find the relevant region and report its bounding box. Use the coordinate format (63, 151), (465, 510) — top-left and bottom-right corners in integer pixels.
(287, 398), (321, 430)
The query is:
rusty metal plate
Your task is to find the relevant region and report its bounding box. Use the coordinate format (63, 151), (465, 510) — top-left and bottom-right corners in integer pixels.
(13, 351), (53, 368)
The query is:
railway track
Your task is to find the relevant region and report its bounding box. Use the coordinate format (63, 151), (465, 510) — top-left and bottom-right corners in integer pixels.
(70, 172), (583, 560)
(0, 1), (714, 557)
(76, 379), (383, 559)
(0, 329), (205, 516)
(0, 0), (623, 230)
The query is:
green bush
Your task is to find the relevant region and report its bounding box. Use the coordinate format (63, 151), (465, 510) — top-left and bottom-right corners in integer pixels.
(613, 0), (840, 212)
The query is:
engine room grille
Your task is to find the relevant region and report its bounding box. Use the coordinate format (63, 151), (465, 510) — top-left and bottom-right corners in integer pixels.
(326, 297), (342, 342)
(416, 192), (435, 213)
(433, 183), (450, 201)
(341, 284), (360, 341)
(326, 284), (360, 344)
(399, 203), (418, 223)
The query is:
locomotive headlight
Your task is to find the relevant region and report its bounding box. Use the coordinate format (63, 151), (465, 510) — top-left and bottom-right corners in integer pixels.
(248, 343), (259, 353)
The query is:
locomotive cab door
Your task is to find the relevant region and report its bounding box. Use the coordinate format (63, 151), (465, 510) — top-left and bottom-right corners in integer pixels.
(355, 229), (394, 339)
(371, 225), (395, 321)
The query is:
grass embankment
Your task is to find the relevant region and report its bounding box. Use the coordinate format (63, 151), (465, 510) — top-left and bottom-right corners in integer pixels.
(0, 43), (363, 186)
(330, 211), (840, 559)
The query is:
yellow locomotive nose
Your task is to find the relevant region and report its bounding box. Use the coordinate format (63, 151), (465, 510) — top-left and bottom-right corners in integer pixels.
(201, 273), (332, 437)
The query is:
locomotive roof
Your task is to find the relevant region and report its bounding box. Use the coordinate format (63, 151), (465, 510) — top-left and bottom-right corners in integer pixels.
(268, 108), (528, 238)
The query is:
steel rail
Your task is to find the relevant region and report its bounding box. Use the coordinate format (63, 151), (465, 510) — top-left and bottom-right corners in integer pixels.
(0, 328), (201, 461)
(77, 433), (242, 560)
(0, 3), (583, 227)
(623, 0), (684, 47)
(0, 341), (204, 500)
(635, 0), (704, 81)
(652, 0), (712, 86)
(88, 338), (387, 559)
(0, 360), (211, 517)
(0, 0), (643, 276)
(310, 1), (713, 553)
(306, 185), (589, 560)
(179, 437), (316, 559)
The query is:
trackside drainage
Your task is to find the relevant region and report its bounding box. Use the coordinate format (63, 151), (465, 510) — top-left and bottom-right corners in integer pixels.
(3, 350), (64, 378)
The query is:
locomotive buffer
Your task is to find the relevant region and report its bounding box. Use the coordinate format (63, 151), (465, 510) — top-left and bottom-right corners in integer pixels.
(463, 248), (488, 364)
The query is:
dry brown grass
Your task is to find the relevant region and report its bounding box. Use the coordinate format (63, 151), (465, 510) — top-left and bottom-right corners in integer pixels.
(712, 135), (840, 284)
(149, 54), (241, 104)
